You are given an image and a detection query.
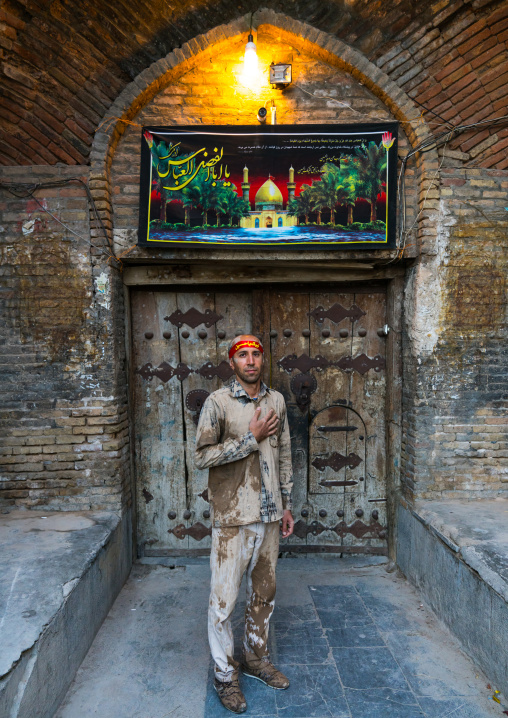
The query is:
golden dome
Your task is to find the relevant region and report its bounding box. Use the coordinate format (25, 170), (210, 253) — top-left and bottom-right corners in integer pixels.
(255, 178), (283, 208)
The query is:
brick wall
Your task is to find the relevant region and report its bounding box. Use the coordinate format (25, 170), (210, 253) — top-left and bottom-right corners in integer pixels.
(373, 3), (508, 168)
(0, 166), (131, 510)
(1, 9), (508, 512)
(401, 167), (508, 500)
(107, 26), (508, 502)
(2, 2), (507, 166)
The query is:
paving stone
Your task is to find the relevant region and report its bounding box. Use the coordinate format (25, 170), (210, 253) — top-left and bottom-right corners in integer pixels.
(272, 623), (326, 643)
(416, 695), (497, 718)
(271, 634), (332, 666)
(353, 585), (414, 631)
(382, 630), (483, 698)
(271, 605), (319, 627)
(333, 646), (411, 690)
(308, 584), (358, 609)
(55, 558), (502, 718)
(315, 605), (374, 629)
(275, 663), (349, 718)
(325, 623), (385, 648)
(344, 687), (424, 718)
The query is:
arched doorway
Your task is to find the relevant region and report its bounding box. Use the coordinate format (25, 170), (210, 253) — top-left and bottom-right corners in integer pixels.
(90, 11), (435, 560)
(255, 218), (259, 228)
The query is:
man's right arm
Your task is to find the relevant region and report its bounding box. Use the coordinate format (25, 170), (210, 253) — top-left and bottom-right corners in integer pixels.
(194, 396), (258, 470)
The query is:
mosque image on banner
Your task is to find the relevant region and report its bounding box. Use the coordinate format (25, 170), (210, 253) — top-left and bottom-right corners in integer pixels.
(137, 124), (398, 250)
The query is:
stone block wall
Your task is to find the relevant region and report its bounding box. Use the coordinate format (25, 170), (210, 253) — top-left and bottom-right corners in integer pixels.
(0, 166), (131, 510)
(396, 501), (508, 697)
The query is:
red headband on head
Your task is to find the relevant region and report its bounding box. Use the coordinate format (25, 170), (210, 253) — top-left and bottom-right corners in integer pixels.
(229, 340), (263, 359)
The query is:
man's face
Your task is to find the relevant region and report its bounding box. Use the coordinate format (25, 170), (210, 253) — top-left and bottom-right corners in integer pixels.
(230, 347), (263, 384)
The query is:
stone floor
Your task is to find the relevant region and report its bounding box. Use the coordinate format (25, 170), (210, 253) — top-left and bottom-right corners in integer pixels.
(56, 555), (506, 718)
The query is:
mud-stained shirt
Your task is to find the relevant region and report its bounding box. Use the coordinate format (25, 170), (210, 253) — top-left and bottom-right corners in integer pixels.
(194, 378), (293, 527)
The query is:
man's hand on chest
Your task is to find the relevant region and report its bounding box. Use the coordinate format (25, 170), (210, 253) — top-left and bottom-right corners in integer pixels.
(249, 406), (279, 443)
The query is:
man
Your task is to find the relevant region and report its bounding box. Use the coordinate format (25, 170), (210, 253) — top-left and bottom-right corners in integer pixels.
(195, 334), (294, 714)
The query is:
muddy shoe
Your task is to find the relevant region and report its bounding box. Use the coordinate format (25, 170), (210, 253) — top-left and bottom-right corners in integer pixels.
(214, 669), (247, 714)
(242, 658), (290, 690)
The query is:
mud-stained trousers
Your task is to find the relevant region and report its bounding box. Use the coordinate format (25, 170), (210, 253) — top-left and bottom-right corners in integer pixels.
(208, 521), (280, 682)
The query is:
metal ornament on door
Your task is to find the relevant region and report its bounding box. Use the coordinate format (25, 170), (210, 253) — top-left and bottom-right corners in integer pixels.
(290, 373), (317, 412)
(133, 287), (389, 556)
(309, 406), (367, 494)
(132, 289), (254, 555)
(185, 389), (210, 426)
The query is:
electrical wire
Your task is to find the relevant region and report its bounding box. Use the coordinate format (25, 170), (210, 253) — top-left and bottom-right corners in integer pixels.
(388, 113), (508, 263)
(97, 115), (143, 133)
(293, 84), (456, 130)
(30, 195), (102, 249)
(294, 83), (425, 126)
(409, 96), (454, 130)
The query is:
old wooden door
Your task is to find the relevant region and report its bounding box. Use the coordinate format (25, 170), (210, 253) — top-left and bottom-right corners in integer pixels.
(131, 288), (252, 554)
(254, 286), (388, 555)
(131, 285), (388, 556)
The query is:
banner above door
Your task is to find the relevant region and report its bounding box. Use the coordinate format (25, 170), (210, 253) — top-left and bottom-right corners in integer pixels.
(137, 124), (398, 251)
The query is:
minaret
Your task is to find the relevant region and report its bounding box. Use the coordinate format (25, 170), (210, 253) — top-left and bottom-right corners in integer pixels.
(241, 166), (250, 204)
(287, 165), (296, 203)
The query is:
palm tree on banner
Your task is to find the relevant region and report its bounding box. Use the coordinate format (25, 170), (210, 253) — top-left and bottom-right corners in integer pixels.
(212, 183), (228, 226)
(231, 195), (251, 226)
(182, 173), (218, 226)
(214, 183), (235, 226)
(213, 183), (246, 227)
(310, 167), (339, 225)
(308, 181), (323, 225)
(333, 161), (358, 225)
(286, 197), (299, 222)
(144, 131), (175, 222)
(182, 194), (192, 225)
(219, 188), (250, 226)
(287, 184), (313, 225)
(354, 142), (387, 222)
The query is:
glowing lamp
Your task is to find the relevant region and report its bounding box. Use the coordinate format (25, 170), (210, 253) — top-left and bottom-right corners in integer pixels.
(243, 33), (258, 79)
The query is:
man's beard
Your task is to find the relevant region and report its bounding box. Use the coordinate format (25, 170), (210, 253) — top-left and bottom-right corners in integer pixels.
(234, 365), (262, 384)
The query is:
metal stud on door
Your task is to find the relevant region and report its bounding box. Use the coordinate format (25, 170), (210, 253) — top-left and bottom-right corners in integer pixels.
(309, 406), (367, 493)
(133, 286), (389, 556)
(132, 290), (253, 555)
(259, 287), (388, 555)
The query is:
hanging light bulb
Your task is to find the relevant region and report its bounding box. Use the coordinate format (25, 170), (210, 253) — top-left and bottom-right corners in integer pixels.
(242, 32), (258, 86)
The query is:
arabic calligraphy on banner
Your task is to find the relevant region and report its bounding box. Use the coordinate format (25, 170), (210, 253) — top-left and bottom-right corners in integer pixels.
(137, 123), (399, 251)
(143, 131), (230, 191)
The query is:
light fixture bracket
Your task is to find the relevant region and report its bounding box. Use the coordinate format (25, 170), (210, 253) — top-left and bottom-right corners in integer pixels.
(269, 62), (292, 88)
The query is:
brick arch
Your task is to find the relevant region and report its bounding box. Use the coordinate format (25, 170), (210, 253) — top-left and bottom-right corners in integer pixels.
(2, 2), (507, 167)
(90, 10), (438, 251)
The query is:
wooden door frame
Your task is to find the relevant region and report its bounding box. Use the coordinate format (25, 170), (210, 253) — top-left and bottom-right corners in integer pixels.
(124, 265), (404, 560)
